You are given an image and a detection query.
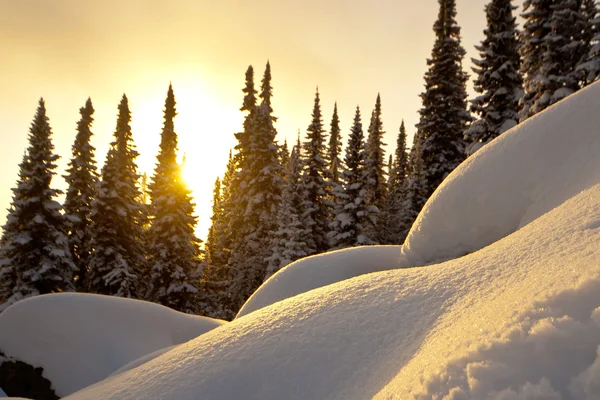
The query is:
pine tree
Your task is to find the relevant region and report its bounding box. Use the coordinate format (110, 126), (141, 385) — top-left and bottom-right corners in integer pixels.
(63, 98), (99, 289)
(87, 95), (147, 298)
(227, 63), (283, 313)
(0, 99), (76, 310)
(326, 103), (343, 186)
(465, 0), (523, 155)
(363, 94), (388, 243)
(519, 0), (553, 120)
(417, 0), (470, 200)
(147, 85), (201, 313)
(402, 131), (428, 238)
(531, 0), (587, 114)
(280, 138), (290, 169)
(265, 138), (310, 278)
(576, 0), (600, 85)
(330, 107), (370, 248)
(300, 89), (329, 254)
(384, 121), (410, 244)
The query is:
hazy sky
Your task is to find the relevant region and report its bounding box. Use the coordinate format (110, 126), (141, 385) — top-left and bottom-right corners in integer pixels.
(0, 0), (524, 238)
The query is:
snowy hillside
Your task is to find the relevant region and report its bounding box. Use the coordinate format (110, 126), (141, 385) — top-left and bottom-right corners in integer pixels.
(61, 77), (600, 399)
(0, 293), (225, 397)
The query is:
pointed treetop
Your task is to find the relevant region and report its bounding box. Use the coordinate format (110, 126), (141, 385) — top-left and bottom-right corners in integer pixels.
(260, 61), (273, 113)
(241, 65), (257, 112)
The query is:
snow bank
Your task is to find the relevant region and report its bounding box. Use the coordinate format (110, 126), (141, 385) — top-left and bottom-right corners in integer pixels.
(67, 83), (600, 399)
(237, 82), (600, 318)
(68, 183), (600, 399)
(402, 82), (600, 266)
(0, 293), (225, 397)
(236, 245), (401, 318)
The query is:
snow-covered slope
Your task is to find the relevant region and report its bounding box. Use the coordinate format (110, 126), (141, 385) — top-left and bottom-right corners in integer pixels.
(238, 80), (600, 318)
(0, 293), (225, 397)
(66, 79), (600, 399)
(237, 245), (401, 318)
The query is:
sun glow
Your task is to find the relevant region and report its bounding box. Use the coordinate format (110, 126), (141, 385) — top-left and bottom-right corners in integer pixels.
(130, 77), (243, 240)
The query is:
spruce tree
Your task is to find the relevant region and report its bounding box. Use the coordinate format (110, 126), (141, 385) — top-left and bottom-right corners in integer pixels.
(531, 0), (587, 114)
(465, 0), (523, 155)
(265, 138), (310, 278)
(147, 85), (201, 313)
(330, 107), (370, 248)
(519, 0), (553, 120)
(384, 121), (410, 244)
(63, 98), (99, 289)
(363, 94), (388, 243)
(280, 139), (290, 169)
(417, 0), (470, 199)
(402, 131), (428, 238)
(87, 95), (147, 298)
(577, 0), (600, 85)
(300, 89), (329, 254)
(227, 63), (283, 313)
(0, 99), (76, 310)
(326, 103), (343, 186)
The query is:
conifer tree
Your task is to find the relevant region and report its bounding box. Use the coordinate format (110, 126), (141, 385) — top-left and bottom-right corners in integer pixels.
(205, 177), (221, 267)
(384, 121), (410, 244)
(0, 99), (76, 310)
(87, 95), (147, 298)
(147, 85), (201, 313)
(63, 98), (99, 289)
(417, 0), (470, 199)
(465, 0), (523, 155)
(531, 0), (588, 114)
(280, 139), (290, 169)
(327, 103), (342, 186)
(300, 89), (329, 254)
(227, 63), (283, 313)
(363, 94), (388, 243)
(330, 107), (369, 248)
(265, 138), (310, 278)
(402, 131), (428, 238)
(577, 0), (600, 85)
(520, 0), (553, 120)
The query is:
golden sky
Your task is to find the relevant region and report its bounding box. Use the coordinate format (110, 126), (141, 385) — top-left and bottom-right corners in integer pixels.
(0, 0), (524, 239)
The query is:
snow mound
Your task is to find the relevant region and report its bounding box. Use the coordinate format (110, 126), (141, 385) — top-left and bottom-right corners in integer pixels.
(237, 81), (600, 318)
(68, 183), (600, 399)
(0, 293), (225, 397)
(236, 245), (401, 318)
(402, 82), (600, 266)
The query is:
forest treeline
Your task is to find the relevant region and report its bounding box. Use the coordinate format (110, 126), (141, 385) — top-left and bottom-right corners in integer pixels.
(1, 0), (599, 319)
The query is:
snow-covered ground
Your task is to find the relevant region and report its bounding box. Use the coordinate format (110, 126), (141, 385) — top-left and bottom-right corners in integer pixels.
(0, 293), (225, 397)
(54, 77), (600, 399)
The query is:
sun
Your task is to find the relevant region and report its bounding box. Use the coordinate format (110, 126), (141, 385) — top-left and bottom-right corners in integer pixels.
(130, 78), (243, 239)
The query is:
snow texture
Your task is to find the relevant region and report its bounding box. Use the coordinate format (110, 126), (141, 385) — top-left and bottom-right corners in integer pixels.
(237, 245), (401, 318)
(0, 293), (225, 397)
(63, 78), (600, 400)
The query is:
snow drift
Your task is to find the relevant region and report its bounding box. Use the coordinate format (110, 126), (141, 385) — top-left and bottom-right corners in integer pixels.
(0, 293), (225, 397)
(65, 75), (600, 399)
(238, 81), (600, 318)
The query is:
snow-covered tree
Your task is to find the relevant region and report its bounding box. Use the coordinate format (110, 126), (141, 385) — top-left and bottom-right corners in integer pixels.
(265, 138), (310, 278)
(280, 138), (290, 169)
(330, 106), (370, 249)
(576, 0), (600, 85)
(300, 89), (329, 254)
(465, 0), (523, 155)
(519, 0), (553, 120)
(227, 63), (283, 313)
(326, 103), (343, 186)
(0, 99), (76, 311)
(382, 121), (410, 244)
(401, 131), (428, 238)
(417, 0), (470, 200)
(63, 98), (99, 289)
(363, 94), (388, 243)
(147, 84), (201, 313)
(531, 0), (588, 114)
(87, 95), (147, 298)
